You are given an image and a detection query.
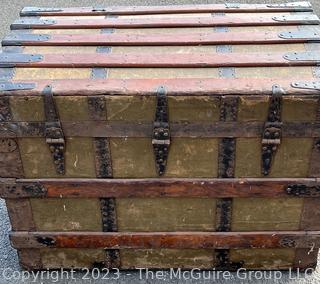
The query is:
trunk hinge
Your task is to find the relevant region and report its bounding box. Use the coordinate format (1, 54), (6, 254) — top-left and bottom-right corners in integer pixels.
(43, 85), (65, 175)
(261, 85), (285, 176)
(152, 86), (170, 176)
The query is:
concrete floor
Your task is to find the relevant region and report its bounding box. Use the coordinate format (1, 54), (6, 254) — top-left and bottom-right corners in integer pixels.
(1, 0), (320, 283)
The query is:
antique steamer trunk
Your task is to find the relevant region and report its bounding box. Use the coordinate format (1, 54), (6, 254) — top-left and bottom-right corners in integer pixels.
(0, 1), (320, 270)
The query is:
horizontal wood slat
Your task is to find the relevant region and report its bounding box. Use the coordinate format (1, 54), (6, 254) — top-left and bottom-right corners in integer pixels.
(3, 31), (319, 46)
(1, 178), (318, 198)
(10, 231), (320, 249)
(19, 3), (313, 16)
(0, 121), (319, 138)
(11, 14), (320, 29)
(3, 52), (320, 68)
(0, 78), (319, 96)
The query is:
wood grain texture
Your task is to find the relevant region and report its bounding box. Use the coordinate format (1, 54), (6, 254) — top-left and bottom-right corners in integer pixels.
(1, 78), (319, 97)
(19, 3), (313, 16)
(10, 231), (320, 249)
(17, 249), (42, 270)
(8, 52), (320, 68)
(3, 31), (317, 46)
(11, 14), (319, 29)
(1, 121), (319, 139)
(1, 178), (318, 198)
(5, 199), (36, 231)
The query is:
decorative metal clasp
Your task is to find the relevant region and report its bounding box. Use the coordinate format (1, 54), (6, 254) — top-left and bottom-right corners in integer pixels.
(261, 85), (284, 176)
(43, 85), (65, 175)
(152, 86), (170, 176)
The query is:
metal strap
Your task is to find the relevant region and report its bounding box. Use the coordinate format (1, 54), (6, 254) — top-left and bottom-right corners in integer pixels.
(152, 86), (170, 176)
(43, 85), (65, 175)
(261, 85), (285, 176)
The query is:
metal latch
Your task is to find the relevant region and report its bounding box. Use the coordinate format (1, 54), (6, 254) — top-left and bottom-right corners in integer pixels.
(261, 85), (284, 176)
(152, 86), (170, 176)
(43, 85), (65, 175)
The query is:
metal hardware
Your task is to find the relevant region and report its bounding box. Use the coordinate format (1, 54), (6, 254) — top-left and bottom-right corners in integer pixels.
(216, 198), (232, 231)
(100, 198), (117, 232)
(2, 34), (50, 46)
(0, 138), (17, 152)
(20, 7), (63, 16)
(225, 3), (240, 8)
(215, 250), (244, 270)
(272, 15), (319, 24)
(280, 237), (296, 248)
(278, 30), (320, 40)
(43, 85), (65, 175)
(11, 19), (56, 29)
(261, 85), (284, 176)
(291, 81), (320, 91)
(152, 86), (170, 176)
(92, 6), (107, 12)
(0, 96), (12, 121)
(284, 51), (320, 62)
(36, 236), (56, 246)
(267, 2), (312, 9)
(0, 54), (43, 67)
(22, 183), (46, 196)
(94, 138), (113, 178)
(286, 184), (320, 197)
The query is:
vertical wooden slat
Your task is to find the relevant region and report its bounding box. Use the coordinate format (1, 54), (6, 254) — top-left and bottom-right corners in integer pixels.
(308, 98), (320, 177)
(5, 199), (35, 231)
(18, 249), (43, 270)
(294, 198), (320, 270)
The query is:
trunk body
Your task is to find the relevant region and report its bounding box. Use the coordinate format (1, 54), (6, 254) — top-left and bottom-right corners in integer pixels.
(0, 1), (320, 270)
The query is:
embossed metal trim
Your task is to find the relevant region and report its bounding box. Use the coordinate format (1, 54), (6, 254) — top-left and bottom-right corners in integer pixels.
(20, 7), (63, 16)
(279, 30), (320, 40)
(286, 184), (320, 197)
(0, 81), (36, 92)
(0, 54), (43, 67)
(152, 86), (170, 176)
(2, 34), (50, 46)
(291, 81), (320, 90)
(11, 19), (56, 29)
(272, 15), (319, 24)
(100, 198), (118, 232)
(284, 51), (320, 62)
(267, 2), (312, 9)
(225, 3), (240, 9)
(94, 138), (113, 178)
(216, 198), (232, 232)
(43, 85), (65, 175)
(261, 85), (285, 176)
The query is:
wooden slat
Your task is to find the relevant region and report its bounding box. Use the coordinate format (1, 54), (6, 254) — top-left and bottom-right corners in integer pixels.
(10, 231), (320, 249)
(0, 121), (319, 139)
(2, 31), (318, 46)
(11, 14), (320, 29)
(0, 78), (319, 96)
(0, 178), (318, 198)
(19, 3), (313, 16)
(5, 199), (36, 230)
(3, 52), (320, 68)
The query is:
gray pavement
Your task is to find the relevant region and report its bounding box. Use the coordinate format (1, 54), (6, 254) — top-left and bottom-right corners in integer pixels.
(1, 0), (320, 283)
